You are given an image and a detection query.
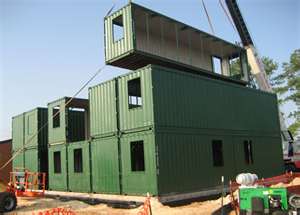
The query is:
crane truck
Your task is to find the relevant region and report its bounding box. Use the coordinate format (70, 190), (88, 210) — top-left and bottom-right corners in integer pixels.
(224, 0), (296, 171)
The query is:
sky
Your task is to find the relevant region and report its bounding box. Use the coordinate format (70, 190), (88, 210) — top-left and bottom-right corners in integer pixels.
(0, 0), (299, 140)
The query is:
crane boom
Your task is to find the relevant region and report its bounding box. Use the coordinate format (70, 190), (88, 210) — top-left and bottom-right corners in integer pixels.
(224, 0), (294, 152)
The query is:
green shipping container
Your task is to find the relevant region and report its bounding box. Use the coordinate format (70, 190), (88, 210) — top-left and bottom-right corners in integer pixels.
(104, 2), (248, 83)
(24, 148), (48, 174)
(91, 136), (120, 194)
(48, 144), (68, 191)
(24, 108), (48, 149)
(12, 108), (48, 173)
(89, 64), (283, 197)
(12, 113), (25, 170)
(12, 113), (25, 152)
(67, 140), (91, 192)
(12, 151), (24, 170)
(89, 80), (118, 138)
(48, 97), (89, 145)
(120, 130), (157, 195)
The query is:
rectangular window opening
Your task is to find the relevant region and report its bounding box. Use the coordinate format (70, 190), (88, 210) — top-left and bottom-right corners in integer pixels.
(74, 148), (83, 173)
(244, 140), (254, 165)
(54, 151), (61, 173)
(130, 141), (145, 172)
(212, 140), (224, 167)
(113, 15), (124, 42)
(52, 106), (60, 128)
(128, 78), (142, 109)
(212, 56), (222, 75)
(229, 55), (242, 79)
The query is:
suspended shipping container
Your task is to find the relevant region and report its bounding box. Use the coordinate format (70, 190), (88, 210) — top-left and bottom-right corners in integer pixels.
(104, 2), (249, 83)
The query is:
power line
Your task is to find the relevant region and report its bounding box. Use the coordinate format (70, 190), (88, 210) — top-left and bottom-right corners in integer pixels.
(201, 0), (215, 35)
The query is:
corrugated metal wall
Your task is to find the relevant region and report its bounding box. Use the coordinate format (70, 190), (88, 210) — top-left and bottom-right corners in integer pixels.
(24, 109), (38, 148)
(12, 108), (48, 174)
(48, 144), (68, 191)
(12, 113), (24, 152)
(12, 113), (25, 170)
(155, 131), (283, 195)
(104, 4), (134, 63)
(120, 130), (157, 195)
(149, 65), (283, 195)
(24, 148), (39, 172)
(48, 99), (67, 144)
(67, 140), (91, 192)
(89, 80), (118, 138)
(151, 65), (280, 133)
(91, 137), (120, 194)
(118, 66), (154, 132)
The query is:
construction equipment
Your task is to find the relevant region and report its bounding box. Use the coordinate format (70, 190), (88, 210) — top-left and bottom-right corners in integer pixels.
(230, 172), (300, 214)
(7, 168), (46, 197)
(0, 191), (17, 213)
(224, 0), (296, 171)
(0, 168), (46, 213)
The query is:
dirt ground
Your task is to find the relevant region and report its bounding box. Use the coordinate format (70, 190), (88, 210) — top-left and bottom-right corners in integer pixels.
(6, 177), (300, 214)
(7, 195), (235, 215)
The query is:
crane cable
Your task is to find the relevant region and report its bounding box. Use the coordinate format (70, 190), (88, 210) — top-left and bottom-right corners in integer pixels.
(0, 65), (106, 171)
(218, 0), (238, 35)
(201, 0), (215, 35)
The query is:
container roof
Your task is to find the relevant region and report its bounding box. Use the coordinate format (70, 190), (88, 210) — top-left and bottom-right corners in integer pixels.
(48, 97), (88, 109)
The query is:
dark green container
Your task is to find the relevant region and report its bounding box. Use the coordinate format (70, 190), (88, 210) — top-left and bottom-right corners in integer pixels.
(12, 108), (48, 174)
(88, 64), (283, 197)
(89, 80), (118, 138)
(12, 113), (25, 153)
(48, 144), (68, 191)
(67, 140), (91, 192)
(120, 130), (157, 195)
(91, 136), (120, 194)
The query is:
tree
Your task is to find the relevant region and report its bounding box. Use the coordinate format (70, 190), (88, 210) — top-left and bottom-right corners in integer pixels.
(273, 49), (300, 136)
(232, 50), (300, 136)
(261, 56), (279, 87)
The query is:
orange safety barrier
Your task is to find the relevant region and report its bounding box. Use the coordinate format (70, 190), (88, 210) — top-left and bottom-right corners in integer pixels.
(138, 193), (152, 215)
(229, 172), (300, 211)
(32, 208), (76, 215)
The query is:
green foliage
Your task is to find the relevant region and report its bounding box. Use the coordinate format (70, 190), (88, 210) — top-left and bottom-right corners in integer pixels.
(260, 50), (300, 135)
(289, 121), (300, 137)
(229, 58), (242, 77)
(261, 56), (279, 87)
(274, 49), (300, 103)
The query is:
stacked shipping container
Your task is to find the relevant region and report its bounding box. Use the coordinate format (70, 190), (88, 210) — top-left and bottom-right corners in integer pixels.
(87, 64), (283, 198)
(11, 108), (48, 177)
(47, 97), (90, 192)
(10, 2), (284, 201)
